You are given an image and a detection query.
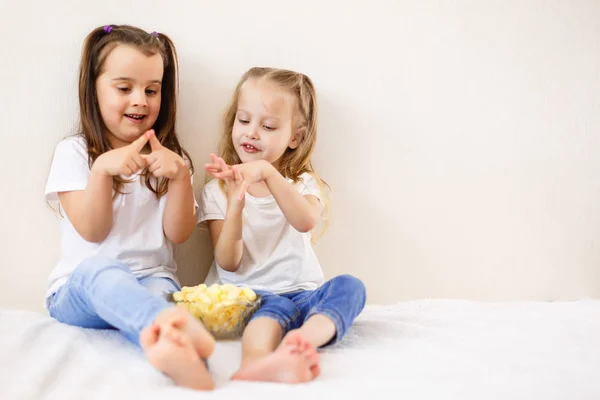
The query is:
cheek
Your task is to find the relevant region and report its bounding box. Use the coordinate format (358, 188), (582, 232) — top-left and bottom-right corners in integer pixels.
(99, 93), (126, 115)
(231, 126), (243, 141)
(149, 95), (161, 113)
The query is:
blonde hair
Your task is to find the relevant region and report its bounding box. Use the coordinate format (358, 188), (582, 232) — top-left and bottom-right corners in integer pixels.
(218, 67), (330, 241)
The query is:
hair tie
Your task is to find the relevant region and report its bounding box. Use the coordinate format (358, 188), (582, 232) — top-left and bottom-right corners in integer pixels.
(151, 31), (159, 37)
(103, 25), (113, 33)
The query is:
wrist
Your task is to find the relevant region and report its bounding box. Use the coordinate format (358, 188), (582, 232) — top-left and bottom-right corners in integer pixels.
(169, 163), (191, 183)
(91, 156), (111, 178)
(262, 161), (277, 181)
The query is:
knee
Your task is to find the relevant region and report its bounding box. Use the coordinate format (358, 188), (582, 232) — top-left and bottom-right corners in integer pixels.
(333, 274), (366, 304)
(70, 256), (129, 286)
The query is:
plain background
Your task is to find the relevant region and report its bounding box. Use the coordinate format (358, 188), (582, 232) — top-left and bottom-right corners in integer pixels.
(1, 0), (599, 312)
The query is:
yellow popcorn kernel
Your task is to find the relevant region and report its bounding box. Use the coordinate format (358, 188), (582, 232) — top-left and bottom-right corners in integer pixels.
(241, 287), (257, 301)
(172, 292), (185, 302)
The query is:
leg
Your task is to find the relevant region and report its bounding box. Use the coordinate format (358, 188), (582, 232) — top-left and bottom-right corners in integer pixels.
(239, 316), (284, 367)
(51, 257), (214, 390)
(287, 274), (367, 348)
(138, 276), (180, 298)
(138, 275), (215, 358)
(48, 257), (171, 343)
(230, 293), (319, 383)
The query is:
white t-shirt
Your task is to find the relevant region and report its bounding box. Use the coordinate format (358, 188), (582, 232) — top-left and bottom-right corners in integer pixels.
(44, 136), (193, 305)
(197, 173), (325, 294)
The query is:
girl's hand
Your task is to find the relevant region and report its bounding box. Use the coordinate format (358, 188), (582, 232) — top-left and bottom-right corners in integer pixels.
(205, 154), (249, 209)
(94, 131), (149, 176)
(205, 155), (274, 185)
(141, 130), (189, 181)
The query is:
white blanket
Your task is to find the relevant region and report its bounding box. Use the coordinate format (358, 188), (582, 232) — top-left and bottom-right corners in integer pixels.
(1, 300), (599, 400)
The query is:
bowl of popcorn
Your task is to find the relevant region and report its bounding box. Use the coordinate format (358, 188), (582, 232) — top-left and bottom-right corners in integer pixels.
(169, 283), (261, 339)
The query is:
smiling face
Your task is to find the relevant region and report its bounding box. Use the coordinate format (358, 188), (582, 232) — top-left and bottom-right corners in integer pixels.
(231, 78), (300, 166)
(95, 44), (164, 148)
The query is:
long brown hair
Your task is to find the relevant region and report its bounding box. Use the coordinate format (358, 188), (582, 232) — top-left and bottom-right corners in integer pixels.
(219, 67), (330, 239)
(79, 24), (192, 197)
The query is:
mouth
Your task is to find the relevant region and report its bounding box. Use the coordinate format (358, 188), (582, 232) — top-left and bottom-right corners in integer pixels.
(241, 143), (261, 153)
(124, 113), (147, 122)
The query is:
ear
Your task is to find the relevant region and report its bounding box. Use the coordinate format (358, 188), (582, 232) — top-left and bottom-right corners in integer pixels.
(288, 127), (304, 149)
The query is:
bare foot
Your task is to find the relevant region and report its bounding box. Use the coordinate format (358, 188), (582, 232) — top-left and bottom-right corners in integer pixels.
(154, 305), (215, 358)
(283, 330), (321, 379)
(140, 323), (215, 390)
(231, 332), (320, 384)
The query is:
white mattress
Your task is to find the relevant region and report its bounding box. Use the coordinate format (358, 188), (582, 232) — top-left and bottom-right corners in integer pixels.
(1, 299), (599, 400)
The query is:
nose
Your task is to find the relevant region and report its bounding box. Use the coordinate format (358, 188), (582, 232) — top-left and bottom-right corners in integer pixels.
(246, 123), (260, 140)
(132, 89), (148, 107)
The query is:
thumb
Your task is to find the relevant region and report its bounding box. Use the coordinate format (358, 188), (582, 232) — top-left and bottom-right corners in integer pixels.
(132, 131), (150, 152)
(147, 130), (162, 151)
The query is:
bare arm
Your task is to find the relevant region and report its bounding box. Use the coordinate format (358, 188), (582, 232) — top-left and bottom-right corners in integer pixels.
(263, 164), (321, 233)
(57, 132), (150, 243)
(163, 174), (196, 244)
(57, 164), (113, 243)
(208, 203), (244, 272)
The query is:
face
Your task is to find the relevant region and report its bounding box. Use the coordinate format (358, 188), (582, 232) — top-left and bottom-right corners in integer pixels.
(232, 78), (299, 165)
(95, 44), (163, 148)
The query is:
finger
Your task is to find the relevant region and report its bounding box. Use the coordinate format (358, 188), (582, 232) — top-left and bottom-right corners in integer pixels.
(142, 153), (159, 165)
(233, 168), (243, 182)
(127, 160), (139, 174)
(239, 180), (249, 201)
(217, 157), (230, 172)
(149, 162), (161, 173)
(206, 170), (221, 179)
(153, 167), (165, 177)
(147, 130), (162, 151)
(132, 131), (150, 152)
(215, 170), (234, 180)
(122, 164), (134, 176)
(132, 153), (146, 169)
(204, 163), (220, 172)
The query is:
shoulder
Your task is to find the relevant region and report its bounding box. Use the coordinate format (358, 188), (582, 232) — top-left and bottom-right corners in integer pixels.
(53, 135), (88, 158)
(202, 178), (221, 192)
(201, 178), (225, 199)
(294, 172), (320, 190)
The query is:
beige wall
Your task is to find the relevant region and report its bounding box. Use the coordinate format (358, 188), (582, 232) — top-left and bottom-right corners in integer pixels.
(1, 0), (599, 312)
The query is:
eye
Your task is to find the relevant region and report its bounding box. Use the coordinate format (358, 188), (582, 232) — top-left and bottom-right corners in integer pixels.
(238, 119), (249, 124)
(263, 125), (276, 131)
(145, 89), (158, 95)
(118, 87), (131, 93)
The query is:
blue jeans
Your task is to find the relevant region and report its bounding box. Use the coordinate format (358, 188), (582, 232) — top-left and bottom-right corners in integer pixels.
(47, 256), (179, 346)
(251, 274), (366, 346)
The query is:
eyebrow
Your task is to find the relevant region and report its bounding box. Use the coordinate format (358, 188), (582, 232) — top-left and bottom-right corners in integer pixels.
(237, 109), (280, 121)
(112, 77), (162, 85)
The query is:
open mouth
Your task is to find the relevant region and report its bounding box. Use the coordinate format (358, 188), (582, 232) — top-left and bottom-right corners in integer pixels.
(242, 143), (260, 153)
(124, 114), (146, 121)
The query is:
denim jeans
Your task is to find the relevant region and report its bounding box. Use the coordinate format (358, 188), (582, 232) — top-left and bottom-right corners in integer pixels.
(47, 256), (179, 346)
(251, 274), (366, 346)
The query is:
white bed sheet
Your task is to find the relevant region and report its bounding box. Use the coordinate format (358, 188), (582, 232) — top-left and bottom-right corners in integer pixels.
(1, 299), (599, 400)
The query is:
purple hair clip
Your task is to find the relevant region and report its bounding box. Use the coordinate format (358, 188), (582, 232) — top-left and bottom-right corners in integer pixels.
(151, 31), (159, 37)
(103, 25), (113, 33)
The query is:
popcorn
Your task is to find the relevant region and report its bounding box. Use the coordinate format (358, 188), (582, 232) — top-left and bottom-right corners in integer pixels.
(170, 283), (260, 339)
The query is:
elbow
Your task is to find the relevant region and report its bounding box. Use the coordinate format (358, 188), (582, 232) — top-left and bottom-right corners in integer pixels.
(169, 235), (189, 245)
(294, 214), (319, 233)
(78, 227), (109, 244)
(215, 255), (241, 273)
(166, 230), (193, 245)
(164, 220), (195, 244)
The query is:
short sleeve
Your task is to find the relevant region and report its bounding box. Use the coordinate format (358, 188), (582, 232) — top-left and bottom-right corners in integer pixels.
(297, 173), (323, 201)
(44, 137), (90, 202)
(197, 179), (227, 226)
